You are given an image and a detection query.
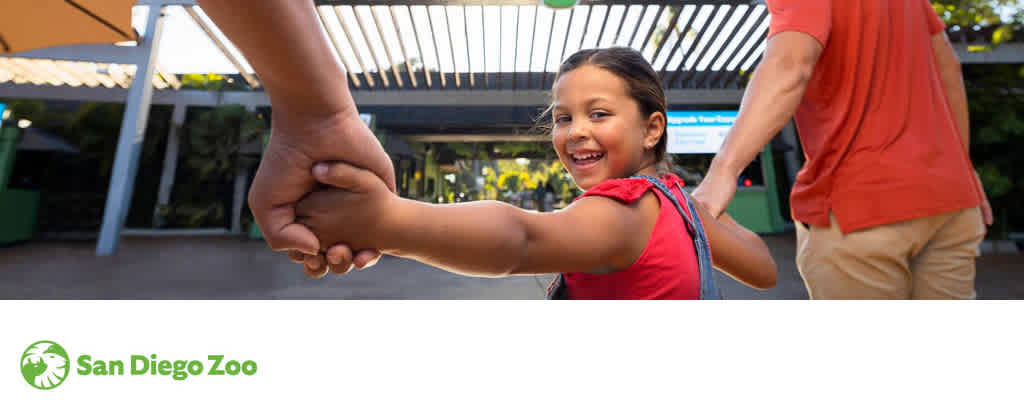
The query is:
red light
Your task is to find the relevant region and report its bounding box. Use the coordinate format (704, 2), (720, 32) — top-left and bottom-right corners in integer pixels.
(744, 179), (753, 187)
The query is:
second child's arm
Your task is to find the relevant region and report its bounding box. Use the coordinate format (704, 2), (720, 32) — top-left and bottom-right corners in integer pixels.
(296, 163), (659, 277)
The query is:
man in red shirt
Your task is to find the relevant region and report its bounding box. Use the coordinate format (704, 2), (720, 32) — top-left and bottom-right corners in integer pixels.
(693, 0), (992, 299)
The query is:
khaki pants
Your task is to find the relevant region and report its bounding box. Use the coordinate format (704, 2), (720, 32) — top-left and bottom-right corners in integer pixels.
(795, 207), (985, 299)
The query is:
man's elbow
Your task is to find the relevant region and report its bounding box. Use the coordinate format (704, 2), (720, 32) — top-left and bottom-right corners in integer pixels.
(764, 52), (815, 92)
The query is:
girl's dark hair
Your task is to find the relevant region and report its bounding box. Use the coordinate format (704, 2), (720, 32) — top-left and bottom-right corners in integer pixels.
(548, 46), (671, 173)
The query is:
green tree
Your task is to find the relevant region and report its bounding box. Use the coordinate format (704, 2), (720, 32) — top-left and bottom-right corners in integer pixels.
(931, 1), (1024, 237)
(169, 105), (266, 228)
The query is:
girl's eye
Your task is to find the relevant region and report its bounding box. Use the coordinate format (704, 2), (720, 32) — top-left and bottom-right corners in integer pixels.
(554, 115), (570, 124)
(590, 111), (608, 119)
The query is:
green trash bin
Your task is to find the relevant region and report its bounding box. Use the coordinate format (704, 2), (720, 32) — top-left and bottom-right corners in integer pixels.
(0, 125), (40, 244)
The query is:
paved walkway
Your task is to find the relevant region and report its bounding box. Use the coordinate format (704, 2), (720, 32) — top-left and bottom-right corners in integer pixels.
(1, 233), (1021, 299)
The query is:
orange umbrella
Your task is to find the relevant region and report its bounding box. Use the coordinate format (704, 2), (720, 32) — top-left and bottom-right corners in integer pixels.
(0, 0), (138, 54)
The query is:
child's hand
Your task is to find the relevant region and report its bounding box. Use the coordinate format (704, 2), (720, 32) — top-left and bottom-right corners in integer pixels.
(294, 162), (398, 273)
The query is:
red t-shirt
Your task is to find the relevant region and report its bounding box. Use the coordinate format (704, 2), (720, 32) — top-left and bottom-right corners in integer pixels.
(564, 174), (700, 300)
(768, 0), (981, 233)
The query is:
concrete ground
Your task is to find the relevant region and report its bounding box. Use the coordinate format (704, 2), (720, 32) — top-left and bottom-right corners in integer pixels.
(1, 233), (1021, 299)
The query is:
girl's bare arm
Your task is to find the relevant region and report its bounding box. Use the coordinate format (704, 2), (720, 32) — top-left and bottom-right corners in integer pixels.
(296, 163), (659, 277)
(693, 202), (778, 289)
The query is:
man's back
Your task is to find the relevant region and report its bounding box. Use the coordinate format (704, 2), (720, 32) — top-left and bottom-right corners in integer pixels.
(770, 0), (981, 232)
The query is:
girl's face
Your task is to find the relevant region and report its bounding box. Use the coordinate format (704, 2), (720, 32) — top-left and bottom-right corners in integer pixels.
(551, 65), (665, 191)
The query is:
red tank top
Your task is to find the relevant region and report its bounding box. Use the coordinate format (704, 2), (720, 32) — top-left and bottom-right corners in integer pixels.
(563, 174), (701, 300)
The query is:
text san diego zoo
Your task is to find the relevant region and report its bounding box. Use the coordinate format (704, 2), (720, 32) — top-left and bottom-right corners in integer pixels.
(77, 354), (257, 381)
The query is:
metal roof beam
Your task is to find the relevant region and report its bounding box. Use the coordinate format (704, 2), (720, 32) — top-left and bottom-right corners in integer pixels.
(6, 44), (143, 64)
(137, 0), (758, 5)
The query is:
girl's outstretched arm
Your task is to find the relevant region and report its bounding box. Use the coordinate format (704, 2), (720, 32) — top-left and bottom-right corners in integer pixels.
(295, 163), (660, 277)
(692, 201), (778, 289)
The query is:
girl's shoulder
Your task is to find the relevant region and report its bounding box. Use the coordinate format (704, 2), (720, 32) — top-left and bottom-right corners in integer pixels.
(575, 174), (685, 204)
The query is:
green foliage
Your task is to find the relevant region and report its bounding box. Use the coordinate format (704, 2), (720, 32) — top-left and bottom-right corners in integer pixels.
(166, 105), (266, 228)
(179, 73), (250, 91)
(963, 63), (1024, 237)
(931, 1), (1023, 27)
(184, 105), (263, 181)
(928, 2), (1024, 237)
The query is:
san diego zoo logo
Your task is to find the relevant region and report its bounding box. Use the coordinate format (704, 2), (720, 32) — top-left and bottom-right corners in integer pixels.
(20, 340), (70, 390)
(19, 340), (258, 390)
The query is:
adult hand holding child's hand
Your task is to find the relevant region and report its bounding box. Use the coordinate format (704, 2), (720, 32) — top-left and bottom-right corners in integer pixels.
(294, 161), (398, 277)
(249, 109), (395, 276)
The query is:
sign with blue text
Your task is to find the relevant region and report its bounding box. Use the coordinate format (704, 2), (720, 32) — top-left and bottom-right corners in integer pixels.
(665, 111), (737, 154)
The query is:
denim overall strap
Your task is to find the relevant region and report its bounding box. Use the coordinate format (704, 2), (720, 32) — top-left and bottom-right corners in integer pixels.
(633, 175), (721, 300)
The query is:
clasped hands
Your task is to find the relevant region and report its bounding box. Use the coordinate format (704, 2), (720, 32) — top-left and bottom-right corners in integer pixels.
(245, 107), (399, 278)
(292, 161), (398, 278)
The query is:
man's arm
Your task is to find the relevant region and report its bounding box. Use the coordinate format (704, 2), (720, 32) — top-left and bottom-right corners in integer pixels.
(694, 31), (823, 218)
(931, 31), (993, 225)
(196, 1), (396, 256)
(931, 32), (970, 148)
(196, 1), (351, 117)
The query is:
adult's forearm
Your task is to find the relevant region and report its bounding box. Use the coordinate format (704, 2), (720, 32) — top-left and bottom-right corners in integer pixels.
(196, 0), (353, 117)
(710, 53), (812, 179)
(933, 36), (971, 149)
(381, 199), (531, 277)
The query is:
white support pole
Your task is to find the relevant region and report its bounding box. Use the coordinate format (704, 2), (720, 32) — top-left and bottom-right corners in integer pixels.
(96, 5), (166, 255)
(153, 102), (186, 227)
(230, 105), (256, 234)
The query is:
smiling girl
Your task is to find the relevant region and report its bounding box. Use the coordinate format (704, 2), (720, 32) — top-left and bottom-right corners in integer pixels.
(294, 47), (777, 299)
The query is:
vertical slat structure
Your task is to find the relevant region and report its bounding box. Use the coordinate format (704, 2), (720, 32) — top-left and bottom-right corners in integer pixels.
(0, 1), (775, 94)
(185, 6), (260, 88)
(527, 5), (539, 88)
(463, 6), (474, 88)
(497, 5), (503, 89)
(656, 6), (697, 77)
(511, 5), (520, 89)
(594, 5), (612, 48)
(549, 6), (576, 88)
(316, 6), (363, 88)
(691, 4), (755, 88)
(480, 5), (489, 88)
(443, 6), (461, 88)
(352, 6), (392, 87)
(540, 6), (556, 88)
(723, 28), (769, 88)
(576, 5), (594, 51)
(426, 6), (447, 88)
(706, 7), (767, 88)
(388, 6), (418, 88)
(335, 6), (377, 87)
(611, 4), (632, 45)
(407, 5), (432, 88)
(715, 14), (769, 88)
(626, 4), (651, 47)
(638, 5), (666, 52)
(370, 6), (404, 87)
(670, 4), (740, 88)
(667, 5), (720, 87)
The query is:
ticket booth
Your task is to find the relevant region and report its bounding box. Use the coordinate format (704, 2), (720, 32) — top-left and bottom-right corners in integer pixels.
(666, 111), (787, 234)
